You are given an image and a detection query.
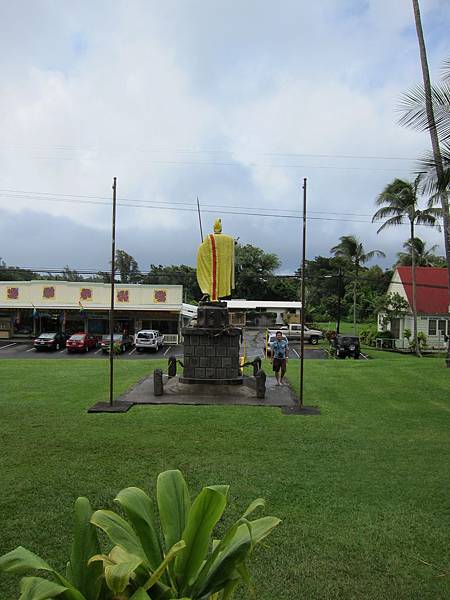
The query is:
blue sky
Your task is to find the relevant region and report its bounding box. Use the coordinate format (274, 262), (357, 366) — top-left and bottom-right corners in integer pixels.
(0, 0), (449, 274)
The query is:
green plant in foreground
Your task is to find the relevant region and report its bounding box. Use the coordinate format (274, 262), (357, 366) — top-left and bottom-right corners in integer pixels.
(0, 470), (281, 600)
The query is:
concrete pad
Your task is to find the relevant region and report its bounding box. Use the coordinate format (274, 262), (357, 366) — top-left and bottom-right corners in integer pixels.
(116, 375), (297, 407)
(87, 401), (133, 413)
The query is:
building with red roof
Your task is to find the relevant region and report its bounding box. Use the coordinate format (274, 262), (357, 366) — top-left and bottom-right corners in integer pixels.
(379, 267), (449, 349)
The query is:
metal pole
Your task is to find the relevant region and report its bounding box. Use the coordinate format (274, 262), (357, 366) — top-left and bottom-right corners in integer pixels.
(336, 268), (342, 335)
(197, 197), (204, 242)
(109, 177), (117, 406)
(299, 178), (307, 409)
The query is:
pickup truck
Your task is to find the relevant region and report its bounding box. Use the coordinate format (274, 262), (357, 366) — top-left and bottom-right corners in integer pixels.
(276, 324), (324, 345)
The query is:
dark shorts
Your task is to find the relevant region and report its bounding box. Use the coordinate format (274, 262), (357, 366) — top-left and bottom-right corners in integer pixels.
(273, 358), (287, 373)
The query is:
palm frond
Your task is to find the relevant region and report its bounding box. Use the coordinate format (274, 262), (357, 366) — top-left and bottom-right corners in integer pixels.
(416, 142), (450, 197)
(376, 215), (405, 234)
(415, 211), (442, 232)
(365, 249), (386, 261)
(372, 206), (403, 221)
(398, 84), (450, 141)
(442, 58), (450, 84)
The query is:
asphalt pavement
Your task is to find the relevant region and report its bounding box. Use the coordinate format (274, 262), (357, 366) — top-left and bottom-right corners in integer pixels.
(0, 330), (326, 360)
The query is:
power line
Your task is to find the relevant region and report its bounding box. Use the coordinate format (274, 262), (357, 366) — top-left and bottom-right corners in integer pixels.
(0, 268), (447, 290)
(0, 143), (419, 161)
(0, 190), (443, 227)
(13, 156), (408, 172)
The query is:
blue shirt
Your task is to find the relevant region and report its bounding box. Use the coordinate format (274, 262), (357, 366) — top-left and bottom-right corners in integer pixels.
(271, 339), (288, 359)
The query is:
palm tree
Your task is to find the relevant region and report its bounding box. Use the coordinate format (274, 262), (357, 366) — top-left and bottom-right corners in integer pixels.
(398, 0), (450, 364)
(396, 237), (445, 267)
(373, 177), (441, 356)
(330, 236), (385, 334)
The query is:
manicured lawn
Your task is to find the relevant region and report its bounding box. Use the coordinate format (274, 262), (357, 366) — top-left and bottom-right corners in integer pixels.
(1, 355), (449, 599)
(315, 320), (373, 334)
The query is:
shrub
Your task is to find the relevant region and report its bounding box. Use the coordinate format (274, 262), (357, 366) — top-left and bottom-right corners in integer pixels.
(409, 331), (428, 352)
(359, 325), (378, 346)
(0, 470), (281, 600)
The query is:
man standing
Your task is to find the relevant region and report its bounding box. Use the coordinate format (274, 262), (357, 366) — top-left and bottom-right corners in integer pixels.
(271, 331), (289, 386)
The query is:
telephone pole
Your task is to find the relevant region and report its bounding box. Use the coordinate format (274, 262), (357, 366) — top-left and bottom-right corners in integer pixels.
(109, 177), (117, 406)
(299, 178), (307, 409)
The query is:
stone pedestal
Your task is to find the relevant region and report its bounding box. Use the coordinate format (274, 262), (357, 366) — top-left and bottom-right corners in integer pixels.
(181, 302), (242, 384)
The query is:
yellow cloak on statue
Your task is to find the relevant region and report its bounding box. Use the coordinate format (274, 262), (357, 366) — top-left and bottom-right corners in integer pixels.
(196, 219), (235, 301)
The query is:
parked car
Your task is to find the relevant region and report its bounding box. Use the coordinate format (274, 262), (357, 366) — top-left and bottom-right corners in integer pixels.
(278, 324), (324, 345)
(66, 333), (98, 353)
(33, 332), (67, 351)
(264, 332), (288, 358)
(135, 330), (164, 353)
(100, 334), (133, 354)
(332, 334), (361, 359)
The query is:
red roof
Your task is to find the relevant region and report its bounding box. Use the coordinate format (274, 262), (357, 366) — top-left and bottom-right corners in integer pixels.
(396, 267), (449, 315)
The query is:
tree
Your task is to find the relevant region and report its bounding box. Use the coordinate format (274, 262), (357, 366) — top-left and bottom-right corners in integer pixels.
(234, 244), (281, 300)
(115, 250), (141, 283)
(399, 0), (450, 364)
(374, 292), (410, 331)
(301, 256), (348, 322)
(330, 236), (385, 333)
(143, 264), (201, 303)
(373, 177), (440, 355)
(0, 258), (39, 281)
(61, 265), (83, 281)
(396, 237), (446, 267)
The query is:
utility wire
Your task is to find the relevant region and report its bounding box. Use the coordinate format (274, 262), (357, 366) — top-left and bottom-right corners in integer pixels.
(0, 143), (419, 161)
(0, 190), (443, 226)
(0, 268), (447, 290)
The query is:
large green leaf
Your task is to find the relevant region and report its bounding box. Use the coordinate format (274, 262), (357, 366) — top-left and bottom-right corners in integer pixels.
(104, 553), (142, 594)
(69, 497), (102, 600)
(18, 576), (68, 600)
(90, 510), (148, 565)
(115, 486), (163, 571)
(129, 589), (153, 600)
(157, 470), (191, 552)
(175, 486), (228, 592)
(143, 540), (186, 592)
(195, 516), (280, 597)
(0, 547), (54, 574)
(0, 547), (87, 600)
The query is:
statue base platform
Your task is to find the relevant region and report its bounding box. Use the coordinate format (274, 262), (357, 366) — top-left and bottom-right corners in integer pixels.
(179, 376), (243, 385)
(182, 304), (241, 383)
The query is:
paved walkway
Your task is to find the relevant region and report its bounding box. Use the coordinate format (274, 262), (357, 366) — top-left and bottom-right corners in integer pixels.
(116, 374), (297, 407)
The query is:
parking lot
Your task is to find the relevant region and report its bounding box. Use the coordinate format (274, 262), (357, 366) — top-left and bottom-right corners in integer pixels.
(0, 330), (325, 360)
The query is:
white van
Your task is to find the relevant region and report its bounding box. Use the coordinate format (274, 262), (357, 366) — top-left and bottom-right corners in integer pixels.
(134, 330), (164, 352)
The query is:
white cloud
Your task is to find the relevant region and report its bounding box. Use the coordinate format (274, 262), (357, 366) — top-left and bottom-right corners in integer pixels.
(0, 0), (448, 272)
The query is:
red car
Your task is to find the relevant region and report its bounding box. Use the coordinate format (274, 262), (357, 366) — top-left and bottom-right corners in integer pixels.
(66, 333), (98, 353)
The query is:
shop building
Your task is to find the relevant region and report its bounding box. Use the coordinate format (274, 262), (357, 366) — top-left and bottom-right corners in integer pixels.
(0, 280), (190, 341)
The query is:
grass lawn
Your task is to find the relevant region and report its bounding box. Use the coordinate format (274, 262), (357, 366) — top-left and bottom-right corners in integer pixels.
(1, 355), (449, 599)
(314, 320), (373, 335)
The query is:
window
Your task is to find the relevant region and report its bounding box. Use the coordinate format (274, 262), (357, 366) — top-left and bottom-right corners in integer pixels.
(428, 319), (437, 336)
(438, 320), (447, 336)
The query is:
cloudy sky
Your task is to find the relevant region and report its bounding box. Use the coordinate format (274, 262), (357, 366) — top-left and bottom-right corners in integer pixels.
(1, 0), (449, 274)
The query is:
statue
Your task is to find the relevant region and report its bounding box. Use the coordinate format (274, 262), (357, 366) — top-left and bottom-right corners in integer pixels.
(196, 218), (235, 302)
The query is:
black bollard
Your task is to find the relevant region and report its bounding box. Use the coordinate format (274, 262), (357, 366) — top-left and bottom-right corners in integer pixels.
(255, 369), (266, 399)
(252, 357), (262, 377)
(154, 369), (164, 396)
(168, 355), (177, 378)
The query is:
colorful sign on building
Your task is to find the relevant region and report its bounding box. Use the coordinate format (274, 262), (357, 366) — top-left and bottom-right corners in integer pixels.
(153, 289), (167, 303)
(80, 288), (93, 301)
(7, 287), (19, 300)
(117, 289), (129, 303)
(43, 286), (55, 299)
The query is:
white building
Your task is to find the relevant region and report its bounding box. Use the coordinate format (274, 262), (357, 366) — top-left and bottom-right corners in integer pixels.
(378, 267), (449, 349)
